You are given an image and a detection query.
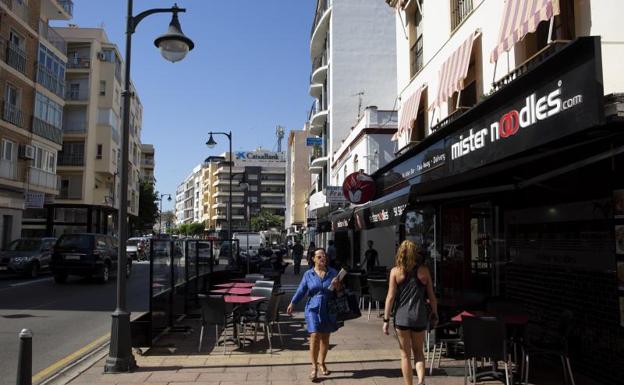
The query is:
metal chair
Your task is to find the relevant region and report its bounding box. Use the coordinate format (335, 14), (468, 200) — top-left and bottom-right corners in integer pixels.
(244, 273), (264, 283)
(462, 316), (512, 385)
(251, 286), (273, 298)
(240, 292), (284, 353)
(366, 278), (388, 321)
(254, 280), (275, 289)
(198, 295), (234, 354)
(428, 320), (463, 374)
(344, 273), (370, 309)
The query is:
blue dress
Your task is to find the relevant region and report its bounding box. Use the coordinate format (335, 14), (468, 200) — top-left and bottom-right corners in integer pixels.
(291, 267), (339, 333)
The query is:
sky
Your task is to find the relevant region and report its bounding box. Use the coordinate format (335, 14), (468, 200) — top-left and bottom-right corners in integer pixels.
(54, 0), (317, 211)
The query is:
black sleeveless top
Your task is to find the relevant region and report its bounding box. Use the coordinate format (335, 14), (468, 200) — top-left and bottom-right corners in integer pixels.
(393, 267), (429, 329)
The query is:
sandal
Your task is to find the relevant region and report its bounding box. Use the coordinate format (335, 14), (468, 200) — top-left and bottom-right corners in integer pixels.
(309, 364), (318, 381)
(318, 363), (331, 375)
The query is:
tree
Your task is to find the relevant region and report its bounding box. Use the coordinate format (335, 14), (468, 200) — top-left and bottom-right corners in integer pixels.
(178, 223), (189, 236)
(250, 209), (284, 232)
(189, 222), (205, 236)
(129, 180), (159, 235)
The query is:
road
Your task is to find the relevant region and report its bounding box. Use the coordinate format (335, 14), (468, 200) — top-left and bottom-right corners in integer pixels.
(0, 262), (149, 385)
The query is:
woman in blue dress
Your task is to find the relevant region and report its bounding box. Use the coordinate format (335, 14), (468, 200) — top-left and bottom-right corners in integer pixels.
(287, 248), (340, 380)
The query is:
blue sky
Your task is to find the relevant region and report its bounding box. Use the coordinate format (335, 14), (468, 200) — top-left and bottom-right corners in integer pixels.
(56, 1), (316, 211)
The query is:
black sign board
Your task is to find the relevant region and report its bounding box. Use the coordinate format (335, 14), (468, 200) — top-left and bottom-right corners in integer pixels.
(375, 37), (604, 196)
(331, 208), (354, 231)
(353, 187), (411, 230)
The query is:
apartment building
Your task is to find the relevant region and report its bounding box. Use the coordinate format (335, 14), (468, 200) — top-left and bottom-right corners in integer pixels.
(360, 0), (623, 382)
(306, 0), (397, 246)
(41, 27), (142, 236)
(285, 129), (311, 236)
(140, 143), (154, 183)
(0, 0), (73, 243)
(174, 164), (202, 225)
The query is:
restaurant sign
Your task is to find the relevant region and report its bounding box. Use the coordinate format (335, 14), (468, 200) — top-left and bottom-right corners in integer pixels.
(376, 37), (604, 195)
(342, 171), (376, 204)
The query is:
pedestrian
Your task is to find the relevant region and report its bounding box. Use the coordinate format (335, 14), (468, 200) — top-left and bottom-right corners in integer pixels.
(383, 240), (438, 385)
(326, 240), (337, 267)
(363, 240), (379, 272)
(287, 248), (341, 381)
(292, 239), (304, 275)
(307, 241), (316, 269)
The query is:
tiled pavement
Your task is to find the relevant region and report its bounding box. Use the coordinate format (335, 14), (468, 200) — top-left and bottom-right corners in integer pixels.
(68, 260), (598, 385)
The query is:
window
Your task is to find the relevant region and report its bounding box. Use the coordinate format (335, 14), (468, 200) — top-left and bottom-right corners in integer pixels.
(5, 84), (20, 107)
(343, 165), (347, 181)
(249, 185), (258, 191)
(247, 174), (258, 180)
(99, 81), (106, 96)
(353, 155), (359, 173)
(9, 30), (25, 49)
(409, 1), (424, 77)
(450, 37), (482, 113)
(96, 144), (103, 159)
(2, 140), (15, 161)
(451, 0), (473, 31)
(33, 146), (56, 173)
(35, 93), (63, 128)
(412, 89), (428, 141)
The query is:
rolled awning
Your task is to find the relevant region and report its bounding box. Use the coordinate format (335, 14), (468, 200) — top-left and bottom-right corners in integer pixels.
(392, 85), (425, 148)
(490, 0), (561, 63)
(433, 31), (479, 108)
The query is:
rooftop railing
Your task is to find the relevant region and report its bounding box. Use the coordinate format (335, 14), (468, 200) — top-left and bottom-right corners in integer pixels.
(38, 20), (66, 54)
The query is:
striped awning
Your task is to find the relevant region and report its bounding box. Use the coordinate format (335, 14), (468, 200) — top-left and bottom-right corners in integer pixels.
(433, 31), (478, 108)
(490, 0), (561, 63)
(392, 86), (425, 147)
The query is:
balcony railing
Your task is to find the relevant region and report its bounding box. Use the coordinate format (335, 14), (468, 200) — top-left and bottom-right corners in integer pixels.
(311, 0), (331, 37)
(0, 0), (35, 29)
(2, 101), (23, 127)
(55, 0), (73, 17)
(29, 167), (59, 190)
(57, 153), (84, 166)
(67, 56), (90, 69)
(0, 159), (18, 180)
(2, 39), (27, 74)
(33, 117), (63, 144)
(38, 20), (66, 54)
(65, 88), (89, 101)
(62, 122), (87, 133)
(451, 0), (473, 31)
(37, 63), (66, 98)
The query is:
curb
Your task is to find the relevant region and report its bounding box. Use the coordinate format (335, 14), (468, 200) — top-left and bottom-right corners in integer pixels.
(38, 340), (110, 385)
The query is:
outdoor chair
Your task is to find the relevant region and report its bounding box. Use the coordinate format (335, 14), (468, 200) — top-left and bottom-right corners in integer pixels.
(344, 273), (369, 309)
(522, 310), (576, 385)
(240, 292), (284, 353)
(366, 278), (388, 321)
(251, 286), (273, 298)
(198, 295), (235, 354)
(428, 319), (463, 374)
(254, 280), (275, 289)
(462, 316), (512, 385)
(244, 273), (265, 283)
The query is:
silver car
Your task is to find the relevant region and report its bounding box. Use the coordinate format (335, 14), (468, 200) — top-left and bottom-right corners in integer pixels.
(0, 237), (57, 278)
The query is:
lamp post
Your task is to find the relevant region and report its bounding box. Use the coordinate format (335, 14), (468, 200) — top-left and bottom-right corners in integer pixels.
(206, 131), (233, 263)
(105, 0), (194, 374)
(159, 193), (172, 234)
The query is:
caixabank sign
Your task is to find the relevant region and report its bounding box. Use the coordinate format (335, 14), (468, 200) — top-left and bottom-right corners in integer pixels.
(376, 37), (604, 195)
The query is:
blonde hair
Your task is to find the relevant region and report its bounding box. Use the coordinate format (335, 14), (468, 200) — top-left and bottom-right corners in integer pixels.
(394, 240), (423, 272)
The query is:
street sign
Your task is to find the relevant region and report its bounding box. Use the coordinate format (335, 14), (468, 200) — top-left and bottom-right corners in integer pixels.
(306, 137), (323, 146)
(24, 192), (45, 209)
(326, 186), (348, 204)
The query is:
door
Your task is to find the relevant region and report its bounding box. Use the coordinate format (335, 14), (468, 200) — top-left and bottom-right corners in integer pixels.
(2, 215), (13, 250)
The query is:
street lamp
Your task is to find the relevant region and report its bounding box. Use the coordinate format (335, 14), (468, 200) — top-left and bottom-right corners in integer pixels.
(105, 0), (194, 374)
(206, 131), (233, 263)
(159, 193), (172, 234)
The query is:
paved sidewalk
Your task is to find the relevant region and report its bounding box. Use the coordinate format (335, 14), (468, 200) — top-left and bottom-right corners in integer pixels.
(65, 261), (598, 385)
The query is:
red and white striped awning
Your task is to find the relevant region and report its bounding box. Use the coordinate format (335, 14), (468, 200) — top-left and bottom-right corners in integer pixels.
(392, 85), (425, 146)
(490, 0), (561, 63)
(433, 31), (478, 108)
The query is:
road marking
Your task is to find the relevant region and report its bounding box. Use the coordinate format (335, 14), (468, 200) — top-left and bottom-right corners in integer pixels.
(32, 332), (110, 384)
(10, 277), (53, 287)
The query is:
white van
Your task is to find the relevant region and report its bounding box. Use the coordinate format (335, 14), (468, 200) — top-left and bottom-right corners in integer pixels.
(233, 232), (264, 256)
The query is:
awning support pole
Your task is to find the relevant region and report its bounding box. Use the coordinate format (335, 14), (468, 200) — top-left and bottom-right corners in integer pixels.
(547, 16), (555, 44)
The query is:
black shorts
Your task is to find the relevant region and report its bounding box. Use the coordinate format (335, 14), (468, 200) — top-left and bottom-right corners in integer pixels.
(395, 325), (427, 332)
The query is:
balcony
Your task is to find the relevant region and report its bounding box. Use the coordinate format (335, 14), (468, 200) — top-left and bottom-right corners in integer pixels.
(38, 20), (66, 54)
(2, 101), (23, 127)
(451, 0), (473, 31)
(310, 155), (328, 169)
(57, 153), (84, 166)
(33, 117), (63, 144)
(311, 54), (328, 84)
(310, 0), (332, 58)
(40, 0), (72, 20)
(37, 63), (66, 98)
(1, 39), (27, 74)
(67, 56), (90, 69)
(55, 0), (73, 17)
(0, 159), (18, 181)
(65, 88), (89, 102)
(62, 121), (87, 134)
(0, 0), (35, 29)
(309, 100), (328, 136)
(29, 167), (59, 191)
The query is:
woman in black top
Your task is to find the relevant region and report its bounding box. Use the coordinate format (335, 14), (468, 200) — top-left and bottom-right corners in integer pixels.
(383, 240), (438, 385)
(306, 241), (316, 269)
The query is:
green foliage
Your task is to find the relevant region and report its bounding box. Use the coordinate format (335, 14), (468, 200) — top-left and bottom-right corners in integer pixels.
(189, 222), (205, 236)
(130, 180), (159, 235)
(178, 223), (189, 236)
(250, 209), (284, 232)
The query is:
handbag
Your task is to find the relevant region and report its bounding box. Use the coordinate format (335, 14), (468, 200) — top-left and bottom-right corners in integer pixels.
(328, 290), (361, 322)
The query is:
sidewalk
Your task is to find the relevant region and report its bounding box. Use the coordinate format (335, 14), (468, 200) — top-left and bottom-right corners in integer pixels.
(64, 261), (597, 385)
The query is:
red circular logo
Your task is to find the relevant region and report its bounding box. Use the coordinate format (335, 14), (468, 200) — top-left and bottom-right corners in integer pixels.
(342, 171), (375, 204)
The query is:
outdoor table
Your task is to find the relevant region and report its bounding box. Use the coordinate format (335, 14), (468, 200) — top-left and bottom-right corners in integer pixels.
(211, 287), (253, 295)
(224, 295), (265, 304)
(214, 282), (255, 288)
(451, 310), (529, 325)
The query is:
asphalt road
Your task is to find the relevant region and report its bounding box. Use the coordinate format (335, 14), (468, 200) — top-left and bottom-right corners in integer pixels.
(0, 262), (149, 385)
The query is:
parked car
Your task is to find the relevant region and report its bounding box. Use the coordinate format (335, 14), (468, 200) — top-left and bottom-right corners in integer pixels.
(0, 237), (57, 278)
(51, 233), (131, 284)
(126, 237), (148, 261)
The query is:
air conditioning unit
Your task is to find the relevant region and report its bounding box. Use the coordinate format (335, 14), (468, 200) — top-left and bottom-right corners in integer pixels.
(19, 144), (35, 160)
(97, 51), (106, 61)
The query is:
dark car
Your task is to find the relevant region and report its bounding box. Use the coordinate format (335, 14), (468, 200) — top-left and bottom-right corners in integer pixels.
(51, 233), (131, 284)
(0, 237), (57, 278)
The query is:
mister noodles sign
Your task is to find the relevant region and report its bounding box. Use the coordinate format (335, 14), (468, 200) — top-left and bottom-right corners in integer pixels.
(374, 37), (604, 195)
